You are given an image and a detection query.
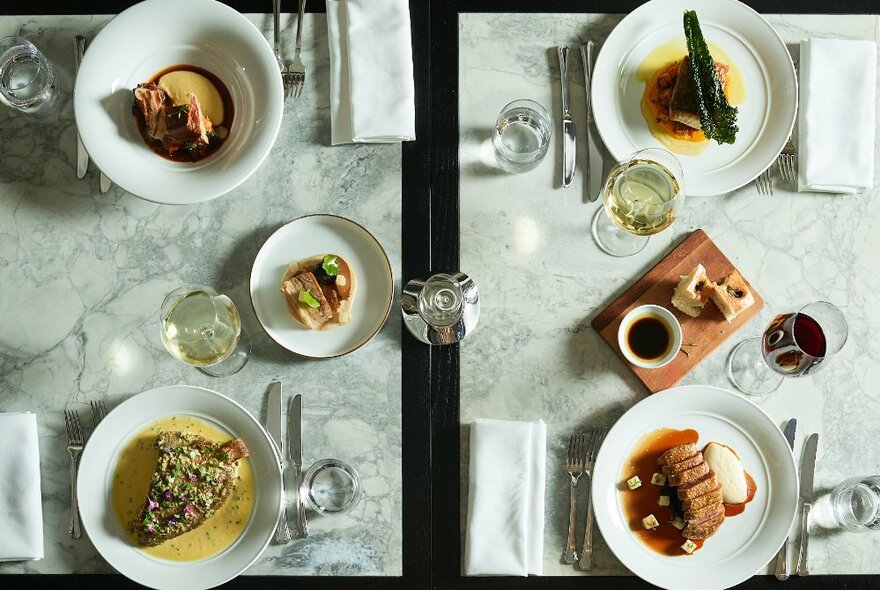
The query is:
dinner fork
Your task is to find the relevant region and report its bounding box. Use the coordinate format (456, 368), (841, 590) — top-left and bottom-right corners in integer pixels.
(563, 433), (586, 563)
(777, 139), (796, 184)
(289, 0), (307, 98)
(90, 400), (107, 431)
(272, 0), (294, 99)
(64, 409), (84, 539)
(579, 426), (608, 571)
(755, 168), (773, 196)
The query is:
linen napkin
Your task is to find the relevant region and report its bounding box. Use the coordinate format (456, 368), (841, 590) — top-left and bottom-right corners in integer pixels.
(326, 0), (416, 145)
(0, 412), (43, 561)
(798, 37), (877, 193)
(464, 418), (546, 576)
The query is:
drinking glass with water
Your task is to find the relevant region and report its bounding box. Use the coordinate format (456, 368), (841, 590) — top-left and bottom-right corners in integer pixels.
(0, 36), (57, 114)
(492, 99), (552, 173)
(813, 476), (880, 532)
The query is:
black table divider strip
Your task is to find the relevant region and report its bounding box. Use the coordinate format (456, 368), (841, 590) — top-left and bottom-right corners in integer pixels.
(1, 1), (879, 589)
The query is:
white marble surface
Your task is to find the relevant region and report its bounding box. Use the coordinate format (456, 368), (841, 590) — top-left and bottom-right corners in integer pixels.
(460, 13), (880, 578)
(0, 13), (402, 577)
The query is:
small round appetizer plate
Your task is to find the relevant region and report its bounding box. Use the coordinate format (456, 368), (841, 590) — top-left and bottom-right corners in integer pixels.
(249, 214), (394, 358)
(592, 0), (797, 196)
(77, 385), (282, 590)
(74, 0), (283, 204)
(591, 385), (798, 590)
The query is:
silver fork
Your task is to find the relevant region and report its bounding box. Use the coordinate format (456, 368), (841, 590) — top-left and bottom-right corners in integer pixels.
(272, 0), (294, 99)
(563, 433), (586, 563)
(64, 409), (84, 539)
(755, 168), (773, 196)
(579, 426), (608, 570)
(778, 139), (796, 184)
(90, 400), (107, 430)
(289, 0), (307, 98)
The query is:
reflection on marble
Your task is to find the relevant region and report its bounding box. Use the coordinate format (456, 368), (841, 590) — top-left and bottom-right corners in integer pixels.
(460, 13), (880, 578)
(0, 13), (401, 577)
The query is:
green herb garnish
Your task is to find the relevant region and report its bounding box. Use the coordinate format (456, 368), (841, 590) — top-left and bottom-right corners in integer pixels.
(298, 290), (320, 308)
(683, 10), (738, 144)
(322, 254), (339, 276)
(172, 103), (189, 119)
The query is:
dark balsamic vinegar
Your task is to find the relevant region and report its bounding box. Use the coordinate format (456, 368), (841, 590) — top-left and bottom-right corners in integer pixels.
(626, 316), (672, 361)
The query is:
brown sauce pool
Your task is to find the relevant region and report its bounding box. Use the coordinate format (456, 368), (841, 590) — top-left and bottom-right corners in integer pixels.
(620, 428), (757, 556)
(132, 65), (234, 163)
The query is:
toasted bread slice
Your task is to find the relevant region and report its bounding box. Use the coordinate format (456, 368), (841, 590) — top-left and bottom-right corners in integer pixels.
(671, 263), (712, 318)
(709, 269), (755, 323)
(668, 461), (710, 487)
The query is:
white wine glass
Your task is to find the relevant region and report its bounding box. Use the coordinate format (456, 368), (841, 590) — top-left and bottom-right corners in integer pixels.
(159, 285), (250, 377)
(591, 147), (685, 257)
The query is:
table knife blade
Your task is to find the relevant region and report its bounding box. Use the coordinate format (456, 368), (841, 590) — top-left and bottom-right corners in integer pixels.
(775, 418), (798, 580)
(796, 432), (818, 576)
(99, 172), (112, 193)
(267, 380), (291, 543)
(579, 40), (603, 202)
(557, 46), (576, 188)
(72, 35), (89, 180)
(289, 394), (309, 537)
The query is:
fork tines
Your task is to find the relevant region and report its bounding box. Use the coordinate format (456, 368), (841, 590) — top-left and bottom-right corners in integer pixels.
(89, 400), (108, 430)
(65, 409), (84, 446)
(755, 169), (773, 196)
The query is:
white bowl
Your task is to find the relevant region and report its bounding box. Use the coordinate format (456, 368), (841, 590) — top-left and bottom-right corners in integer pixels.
(617, 304), (682, 368)
(73, 0), (283, 204)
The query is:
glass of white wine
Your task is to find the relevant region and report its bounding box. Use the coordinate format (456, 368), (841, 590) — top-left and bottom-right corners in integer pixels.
(159, 285), (250, 377)
(591, 147), (685, 257)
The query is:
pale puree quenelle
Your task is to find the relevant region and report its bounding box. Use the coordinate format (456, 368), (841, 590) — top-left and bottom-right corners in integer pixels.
(112, 416), (255, 561)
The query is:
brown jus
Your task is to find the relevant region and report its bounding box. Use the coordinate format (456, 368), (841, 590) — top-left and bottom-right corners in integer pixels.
(626, 316), (672, 361)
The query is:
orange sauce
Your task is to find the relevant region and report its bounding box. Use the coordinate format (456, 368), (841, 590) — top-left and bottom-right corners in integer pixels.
(642, 61), (708, 143)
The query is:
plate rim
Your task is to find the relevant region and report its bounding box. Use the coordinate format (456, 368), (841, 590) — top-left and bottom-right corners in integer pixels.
(72, 0), (284, 205)
(77, 384), (282, 590)
(591, 383), (799, 590)
(591, 0), (798, 196)
(248, 213), (395, 359)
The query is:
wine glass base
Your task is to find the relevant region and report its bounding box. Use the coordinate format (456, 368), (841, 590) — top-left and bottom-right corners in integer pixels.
(726, 337), (784, 397)
(591, 207), (650, 257)
(198, 336), (251, 378)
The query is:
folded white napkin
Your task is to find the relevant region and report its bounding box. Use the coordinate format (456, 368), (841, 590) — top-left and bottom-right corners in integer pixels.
(798, 37), (877, 193)
(326, 0), (416, 145)
(464, 418), (545, 576)
(0, 412), (43, 561)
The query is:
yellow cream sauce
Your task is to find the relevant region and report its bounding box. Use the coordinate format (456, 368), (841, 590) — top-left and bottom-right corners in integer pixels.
(112, 416), (255, 561)
(637, 38), (745, 156)
(158, 70), (225, 125)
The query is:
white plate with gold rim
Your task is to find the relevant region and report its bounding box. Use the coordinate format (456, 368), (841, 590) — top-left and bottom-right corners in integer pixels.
(249, 214), (394, 359)
(78, 385), (282, 590)
(591, 0), (797, 196)
(591, 385), (798, 590)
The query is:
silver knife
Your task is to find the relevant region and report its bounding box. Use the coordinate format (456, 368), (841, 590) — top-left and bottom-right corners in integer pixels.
(72, 36), (88, 179)
(289, 394), (309, 537)
(796, 432), (818, 576)
(579, 41), (604, 202)
(267, 381), (292, 543)
(99, 172), (112, 193)
(775, 418), (798, 580)
(557, 46), (576, 188)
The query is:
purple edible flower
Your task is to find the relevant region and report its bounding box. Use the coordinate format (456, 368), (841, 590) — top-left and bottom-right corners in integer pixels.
(145, 525), (154, 534)
(188, 473), (197, 483)
(163, 446), (172, 453)
(183, 505), (194, 517)
(146, 497), (159, 511)
(180, 495), (187, 503)
(164, 491), (172, 501)
(167, 518), (176, 526)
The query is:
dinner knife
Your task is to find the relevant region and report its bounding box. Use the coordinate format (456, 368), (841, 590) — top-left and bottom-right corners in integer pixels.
(289, 393), (309, 537)
(775, 418), (798, 581)
(72, 36), (88, 179)
(267, 381), (292, 543)
(579, 41), (604, 202)
(557, 46), (576, 188)
(796, 432), (818, 576)
(99, 172), (112, 193)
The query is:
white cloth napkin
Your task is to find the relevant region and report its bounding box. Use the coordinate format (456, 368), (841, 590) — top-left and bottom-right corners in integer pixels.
(0, 412), (43, 561)
(798, 37), (877, 193)
(464, 418), (546, 576)
(326, 0), (416, 145)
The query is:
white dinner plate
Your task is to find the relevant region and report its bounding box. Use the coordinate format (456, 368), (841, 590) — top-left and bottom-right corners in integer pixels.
(250, 214), (394, 358)
(78, 385), (282, 590)
(591, 384), (798, 590)
(591, 0), (797, 196)
(73, 0), (283, 204)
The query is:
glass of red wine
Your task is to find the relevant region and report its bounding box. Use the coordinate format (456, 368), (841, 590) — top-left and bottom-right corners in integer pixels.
(727, 301), (848, 396)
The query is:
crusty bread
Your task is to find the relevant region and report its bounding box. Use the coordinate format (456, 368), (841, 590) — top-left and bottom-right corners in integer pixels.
(671, 263), (712, 318)
(709, 269), (755, 323)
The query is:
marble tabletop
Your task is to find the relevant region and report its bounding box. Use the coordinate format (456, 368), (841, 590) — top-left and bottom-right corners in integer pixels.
(0, 13), (402, 577)
(459, 12), (880, 578)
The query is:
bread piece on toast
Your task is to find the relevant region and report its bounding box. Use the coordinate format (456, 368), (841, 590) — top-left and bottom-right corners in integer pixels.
(709, 269), (755, 323)
(671, 263), (712, 318)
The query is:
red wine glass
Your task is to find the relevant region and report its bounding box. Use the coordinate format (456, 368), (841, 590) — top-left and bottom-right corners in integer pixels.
(727, 301), (848, 396)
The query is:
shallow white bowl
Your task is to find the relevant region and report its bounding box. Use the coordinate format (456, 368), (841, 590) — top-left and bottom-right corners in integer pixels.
(618, 304), (683, 369)
(74, 0), (283, 204)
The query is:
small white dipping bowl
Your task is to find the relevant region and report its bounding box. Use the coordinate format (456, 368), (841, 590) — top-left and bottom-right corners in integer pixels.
(617, 304), (682, 369)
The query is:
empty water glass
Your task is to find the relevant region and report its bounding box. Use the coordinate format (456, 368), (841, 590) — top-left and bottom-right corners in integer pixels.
(812, 475), (880, 532)
(0, 36), (57, 114)
(493, 99), (551, 173)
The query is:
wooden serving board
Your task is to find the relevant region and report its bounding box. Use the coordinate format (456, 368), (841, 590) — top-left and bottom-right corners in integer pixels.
(592, 229), (764, 393)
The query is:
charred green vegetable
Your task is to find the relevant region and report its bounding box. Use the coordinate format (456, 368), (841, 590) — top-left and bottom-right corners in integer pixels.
(683, 10), (738, 144)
